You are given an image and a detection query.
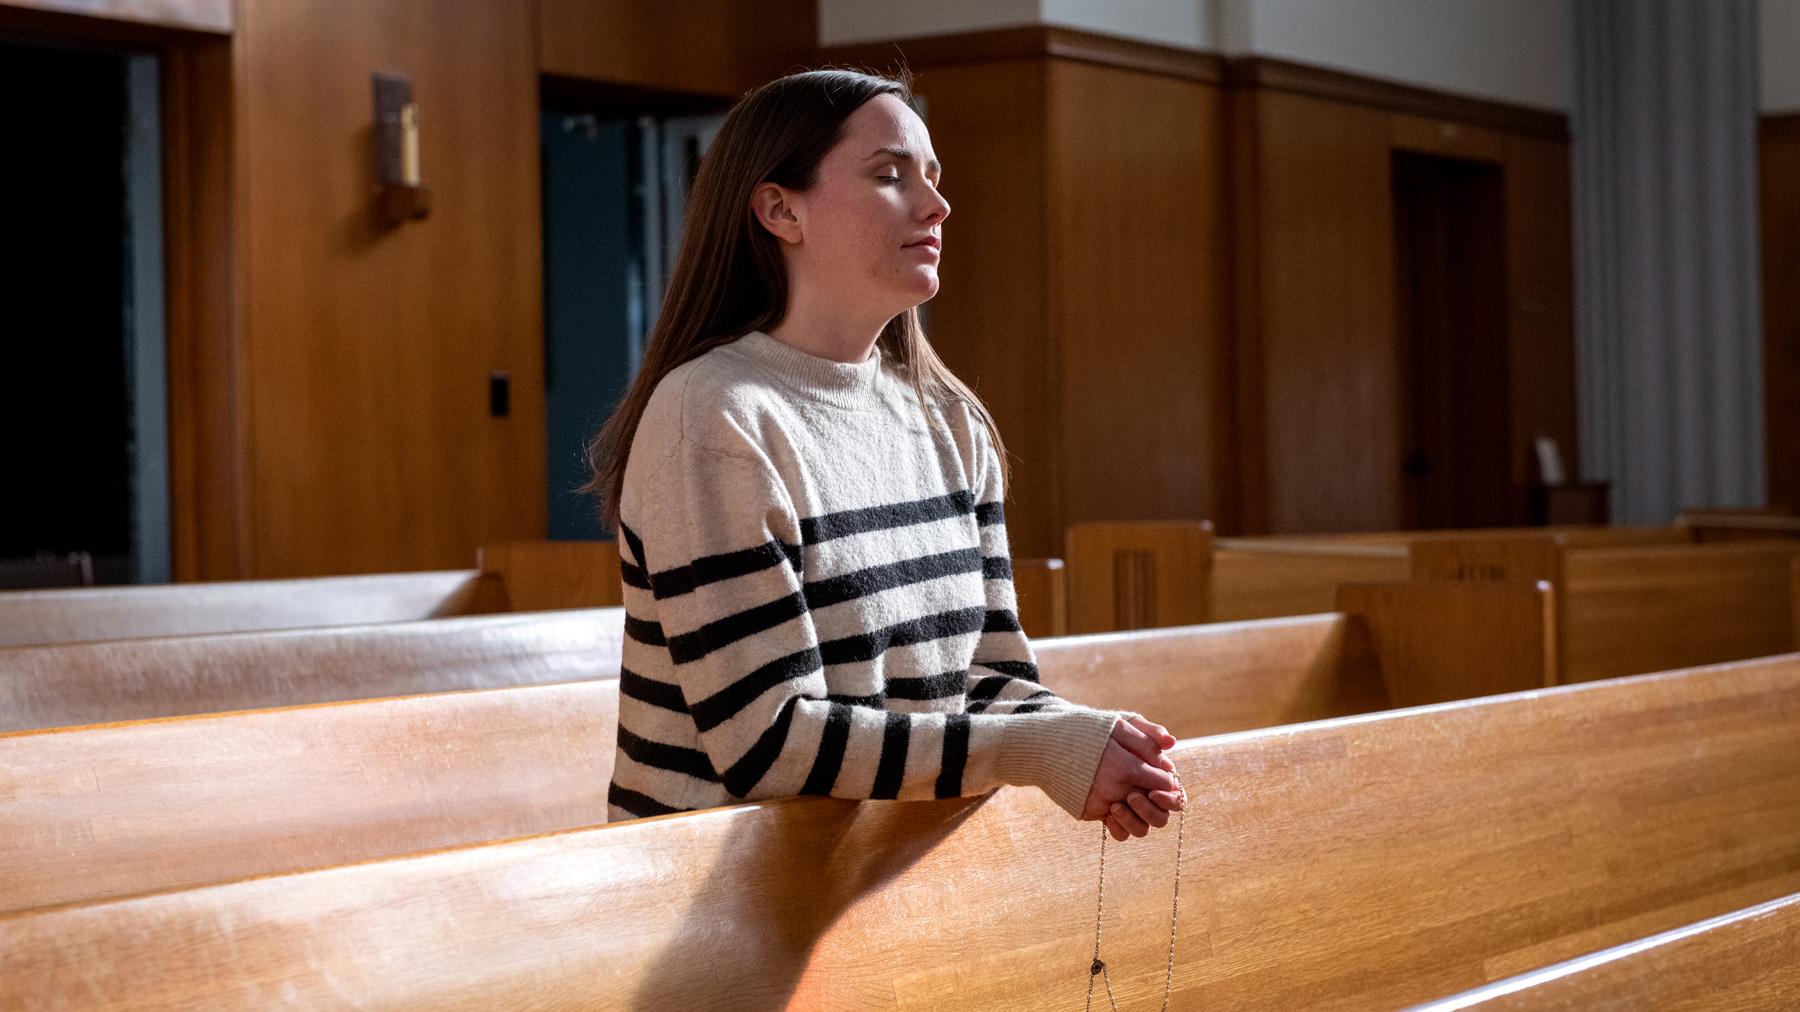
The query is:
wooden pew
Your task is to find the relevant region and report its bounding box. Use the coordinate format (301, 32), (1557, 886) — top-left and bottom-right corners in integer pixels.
(1011, 557), (1068, 638)
(0, 568), (508, 649)
(0, 608), (624, 733)
(1064, 520), (1213, 633)
(1419, 891), (1800, 1009)
(1413, 535), (1800, 682)
(5, 652), (1796, 1008)
(476, 540), (623, 611)
(1677, 506), (1800, 542)
(1, 581), (1547, 912)
(1212, 524), (1688, 622)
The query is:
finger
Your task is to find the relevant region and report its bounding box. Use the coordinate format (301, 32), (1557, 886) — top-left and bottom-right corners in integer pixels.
(1104, 814), (1128, 842)
(1113, 719), (1166, 767)
(1145, 788), (1185, 812)
(1130, 763), (1180, 795)
(1111, 801), (1150, 838)
(1128, 791), (1169, 829)
(1128, 714), (1178, 750)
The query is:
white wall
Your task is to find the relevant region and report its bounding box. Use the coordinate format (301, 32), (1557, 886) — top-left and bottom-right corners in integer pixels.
(1216, 0), (1570, 110)
(822, 1), (1569, 110)
(1763, 0), (1800, 111)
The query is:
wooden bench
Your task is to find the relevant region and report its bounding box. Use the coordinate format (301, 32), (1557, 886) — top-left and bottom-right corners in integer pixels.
(1413, 535), (1800, 682)
(0, 580), (1546, 912)
(1064, 520), (1213, 633)
(0, 608), (624, 733)
(1212, 523), (1690, 622)
(1677, 506), (1800, 542)
(0, 541), (625, 650)
(0, 569), (507, 649)
(4, 651), (1795, 1007)
(1010, 557), (1067, 637)
(1419, 891), (1800, 1009)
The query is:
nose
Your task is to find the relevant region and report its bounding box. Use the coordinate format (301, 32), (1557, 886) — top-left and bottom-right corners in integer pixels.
(922, 187), (949, 227)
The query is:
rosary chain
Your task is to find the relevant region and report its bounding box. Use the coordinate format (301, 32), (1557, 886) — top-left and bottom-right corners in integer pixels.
(1085, 784), (1186, 1012)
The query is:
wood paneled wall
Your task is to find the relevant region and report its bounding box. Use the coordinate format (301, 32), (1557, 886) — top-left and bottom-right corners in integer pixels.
(825, 29), (1231, 558)
(234, 0), (544, 577)
(539, 0), (816, 99)
(1763, 114), (1800, 512)
(1228, 59), (1576, 533)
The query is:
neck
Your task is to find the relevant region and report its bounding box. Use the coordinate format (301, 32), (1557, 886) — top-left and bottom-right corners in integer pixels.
(767, 282), (893, 364)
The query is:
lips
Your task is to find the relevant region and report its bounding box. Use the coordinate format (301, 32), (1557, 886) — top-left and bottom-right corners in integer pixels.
(905, 236), (941, 251)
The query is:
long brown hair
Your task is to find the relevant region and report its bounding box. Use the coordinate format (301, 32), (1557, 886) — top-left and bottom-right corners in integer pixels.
(581, 67), (1009, 532)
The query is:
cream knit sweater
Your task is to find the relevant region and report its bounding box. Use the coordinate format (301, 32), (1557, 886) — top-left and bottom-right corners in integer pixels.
(606, 330), (1122, 822)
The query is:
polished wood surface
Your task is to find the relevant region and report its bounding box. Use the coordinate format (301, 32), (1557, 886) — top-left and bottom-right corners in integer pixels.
(539, 0), (816, 98)
(1064, 521), (1213, 633)
(0, 606), (1410, 912)
(1212, 541), (1408, 620)
(6, 654), (1797, 1008)
(1337, 579), (1556, 705)
(0, 607), (620, 732)
(0, 569), (506, 650)
(1225, 56), (1568, 141)
(477, 540), (623, 611)
(1422, 892), (1800, 1010)
(1010, 557), (1067, 638)
(0, 678), (622, 913)
(1413, 536), (1800, 683)
(821, 25), (1223, 84)
(237, 0), (544, 577)
(1677, 507), (1800, 542)
(0, 0), (229, 32)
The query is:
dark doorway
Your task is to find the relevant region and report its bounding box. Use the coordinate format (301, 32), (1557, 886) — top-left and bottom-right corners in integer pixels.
(0, 39), (168, 588)
(1392, 151), (1512, 530)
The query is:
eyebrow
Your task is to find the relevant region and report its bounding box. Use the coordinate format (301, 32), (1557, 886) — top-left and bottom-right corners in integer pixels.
(865, 146), (942, 175)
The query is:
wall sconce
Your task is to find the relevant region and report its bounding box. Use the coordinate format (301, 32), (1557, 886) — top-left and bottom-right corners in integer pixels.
(373, 72), (431, 225)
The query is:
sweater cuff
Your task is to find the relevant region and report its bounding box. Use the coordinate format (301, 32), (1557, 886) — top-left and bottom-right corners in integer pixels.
(994, 707), (1121, 820)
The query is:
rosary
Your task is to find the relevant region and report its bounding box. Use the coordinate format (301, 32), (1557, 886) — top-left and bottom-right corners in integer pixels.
(1084, 777), (1187, 1012)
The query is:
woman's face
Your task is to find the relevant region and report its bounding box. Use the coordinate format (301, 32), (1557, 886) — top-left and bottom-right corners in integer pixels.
(783, 93), (951, 313)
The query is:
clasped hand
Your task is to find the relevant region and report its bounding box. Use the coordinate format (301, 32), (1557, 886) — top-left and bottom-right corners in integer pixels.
(1081, 713), (1184, 841)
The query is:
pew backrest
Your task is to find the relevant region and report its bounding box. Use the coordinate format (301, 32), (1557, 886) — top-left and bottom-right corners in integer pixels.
(5, 653), (1797, 1008)
(0, 607), (624, 732)
(477, 541), (622, 611)
(0, 568), (507, 649)
(1064, 520), (1213, 633)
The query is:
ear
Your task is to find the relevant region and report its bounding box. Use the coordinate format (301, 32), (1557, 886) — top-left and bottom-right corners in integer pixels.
(750, 182), (804, 245)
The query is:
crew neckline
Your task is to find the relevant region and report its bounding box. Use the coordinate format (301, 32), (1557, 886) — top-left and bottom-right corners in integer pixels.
(726, 329), (885, 410)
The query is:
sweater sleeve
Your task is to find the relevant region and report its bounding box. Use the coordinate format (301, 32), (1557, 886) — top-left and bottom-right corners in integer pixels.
(620, 428), (1119, 820)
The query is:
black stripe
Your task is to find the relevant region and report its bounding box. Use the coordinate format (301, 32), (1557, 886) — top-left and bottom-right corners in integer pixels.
(982, 609), (1022, 634)
(818, 607), (987, 666)
(721, 695), (801, 797)
(935, 713), (970, 798)
(800, 490), (976, 545)
(975, 500), (1005, 526)
(619, 667), (690, 714)
(617, 725), (721, 783)
(885, 669), (967, 701)
(827, 692), (885, 709)
(688, 646), (823, 732)
(618, 522), (648, 567)
(608, 782), (688, 818)
(870, 711), (911, 800)
(624, 613), (666, 646)
(619, 559), (652, 591)
(966, 675), (1014, 703)
(803, 547), (983, 611)
(974, 659), (1041, 683)
(980, 555), (1012, 581)
(667, 590), (808, 665)
(650, 539), (802, 600)
(1011, 702), (1050, 715)
(801, 701), (854, 795)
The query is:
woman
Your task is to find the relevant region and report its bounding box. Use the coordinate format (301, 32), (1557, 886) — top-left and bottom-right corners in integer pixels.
(588, 68), (1183, 842)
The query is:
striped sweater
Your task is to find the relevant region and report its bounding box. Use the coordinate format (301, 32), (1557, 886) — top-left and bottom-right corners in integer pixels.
(606, 329), (1123, 822)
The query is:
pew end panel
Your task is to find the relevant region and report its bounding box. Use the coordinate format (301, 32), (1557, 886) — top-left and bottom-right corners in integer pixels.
(477, 540), (624, 612)
(1211, 539), (1410, 621)
(1336, 578), (1558, 706)
(1064, 520), (1214, 634)
(1011, 557), (1068, 638)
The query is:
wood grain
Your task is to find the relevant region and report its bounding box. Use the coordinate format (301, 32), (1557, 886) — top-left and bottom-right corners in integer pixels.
(1423, 892), (1800, 1010)
(0, 607), (621, 732)
(1011, 557), (1067, 638)
(1337, 579), (1556, 705)
(477, 540), (623, 611)
(0, 569), (506, 649)
(1064, 521), (1213, 633)
(5, 653), (1797, 1008)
